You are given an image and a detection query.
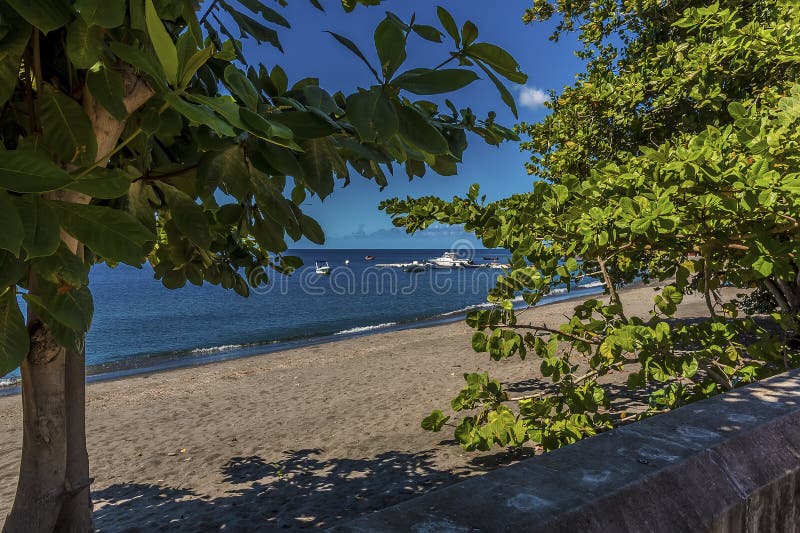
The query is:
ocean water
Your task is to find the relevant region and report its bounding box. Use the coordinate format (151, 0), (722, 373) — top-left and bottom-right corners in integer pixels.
(1, 249), (604, 389)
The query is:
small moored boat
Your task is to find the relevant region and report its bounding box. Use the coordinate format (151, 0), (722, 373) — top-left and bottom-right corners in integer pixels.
(364, 255), (375, 261)
(315, 260), (331, 275)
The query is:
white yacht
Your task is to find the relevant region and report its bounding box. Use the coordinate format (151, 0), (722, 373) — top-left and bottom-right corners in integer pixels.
(427, 251), (473, 268)
(315, 260), (331, 275)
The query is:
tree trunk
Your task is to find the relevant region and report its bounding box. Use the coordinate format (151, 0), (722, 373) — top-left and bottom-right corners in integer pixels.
(3, 74), (153, 533)
(54, 346), (91, 533)
(3, 323), (69, 533)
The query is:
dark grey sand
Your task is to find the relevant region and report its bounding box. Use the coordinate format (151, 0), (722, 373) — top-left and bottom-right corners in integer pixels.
(0, 284), (719, 530)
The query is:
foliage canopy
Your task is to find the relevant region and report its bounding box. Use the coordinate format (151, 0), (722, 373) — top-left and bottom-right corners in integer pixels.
(385, 0), (800, 451)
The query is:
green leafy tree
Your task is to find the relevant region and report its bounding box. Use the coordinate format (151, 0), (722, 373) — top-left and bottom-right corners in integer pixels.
(0, 1), (525, 530)
(385, 0), (800, 451)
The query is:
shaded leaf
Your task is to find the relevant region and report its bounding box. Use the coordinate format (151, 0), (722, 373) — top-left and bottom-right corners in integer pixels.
(0, 151), (72, 193)
(396, 103), (449, 155)
(145, 0), (179, 85)
(65, 18), (103, 69)
(374, 16), (406, 79)
(0, 191), (24, 255)
(0, 291), (28, 377)
(346, 87), (398, 143)
(392, 68), (478, 95)
(13, 195), (61, 259)
(5, 0), (69, 33)
(50, 201), (155, 266)
(40, 85), (98, 166)
(86, 64), (128, 120)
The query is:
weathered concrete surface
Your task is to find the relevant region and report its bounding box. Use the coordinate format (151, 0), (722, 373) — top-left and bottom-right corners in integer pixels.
(336, 369), (800, 532)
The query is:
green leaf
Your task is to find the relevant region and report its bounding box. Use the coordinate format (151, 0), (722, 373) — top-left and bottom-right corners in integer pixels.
(0, 251), (26, 288)
(236, 0), (290, 27)
(300, 214), (324, 244)
(66, 167), (132, 199)
(346, 88), (398, 143)
(40, 85), (98, 166)
(251, 140), (305, 178)
(565, 257), (579, 272)
(165, 93), (235, 137)
(179, 46), (213, 89)
(0, 190), (23, 255)
(392, 68), (478, 95)
(226, 8), (283, 51)
(50, 201), (155, 266)
(13, 195), (61, 259)
(75, 0), (125, 28)
(251, 215), (286, 252)
(86, 64), (128, 120)
(374, 16), (406, 79)
(728, 101), (747, 120)
(185, 94), (249, 131)
(474, 60), (517, 118)
(0, 6), (31, 106)
(5, 0), (70, 33)
(421, 409), (450, 431)
(32, 243), (90, 288)
(110, 42), (165, 82)
(145, 0), (179, 85)
(0, 151), (72, 193)
(269, 111), (336, 139)
(26, 282), (93, 332)
(251, 176), (298, 230)
(157, 183), (212, 249)
(465, 42), (526, 84)
(65, 18), (103, 69)
(436, 6), (460, 47)
(271, 65), (288, 95)
(395, 103), (449, 155)
(412, 24), (442, 43)
(461, 20), (478, 46)
(239, 107), (295, 141)
(0, 291), (28, 377)
(326, 31), (380, 82)
(299, 138), (341, 200)
(224, 65), (259, 110)
(197, 145), (251, 200)
(471, 331), (488, 351)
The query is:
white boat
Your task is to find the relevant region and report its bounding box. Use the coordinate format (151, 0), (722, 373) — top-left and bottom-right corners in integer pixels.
(315, 260), (331, 275)
(427, 251), (473, 268)
(402, 261), (427, 273)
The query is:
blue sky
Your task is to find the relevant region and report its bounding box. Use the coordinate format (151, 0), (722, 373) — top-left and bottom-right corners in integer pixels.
(234, 0), (585, 248)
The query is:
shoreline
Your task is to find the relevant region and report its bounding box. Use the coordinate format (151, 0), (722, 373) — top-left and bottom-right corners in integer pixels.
(0, 283), (607, 396)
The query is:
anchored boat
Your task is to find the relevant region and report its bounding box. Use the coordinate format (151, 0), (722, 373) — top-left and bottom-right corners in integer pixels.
(315, 260), (331, 275)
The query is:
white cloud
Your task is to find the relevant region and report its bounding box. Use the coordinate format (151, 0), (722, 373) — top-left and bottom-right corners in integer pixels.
(518, 85), (549, 110)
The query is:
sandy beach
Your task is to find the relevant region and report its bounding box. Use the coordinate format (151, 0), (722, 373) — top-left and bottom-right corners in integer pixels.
(0, 283), (721, 531)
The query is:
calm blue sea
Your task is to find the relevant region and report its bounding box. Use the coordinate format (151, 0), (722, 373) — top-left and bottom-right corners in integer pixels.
(1, 249), (604, 389)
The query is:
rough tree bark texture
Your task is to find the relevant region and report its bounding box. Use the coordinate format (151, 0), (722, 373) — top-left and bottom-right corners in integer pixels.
(3, 74), (153, 533)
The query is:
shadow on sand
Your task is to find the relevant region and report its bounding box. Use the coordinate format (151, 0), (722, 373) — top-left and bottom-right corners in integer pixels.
(92, 448), (497, 531)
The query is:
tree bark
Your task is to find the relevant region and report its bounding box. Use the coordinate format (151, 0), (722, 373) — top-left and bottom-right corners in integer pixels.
(3, 323), (69, 533)
(4, 74), (153, 533)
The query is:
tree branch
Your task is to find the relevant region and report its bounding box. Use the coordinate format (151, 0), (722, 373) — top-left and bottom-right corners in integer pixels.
(513, 323), (603, 345)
